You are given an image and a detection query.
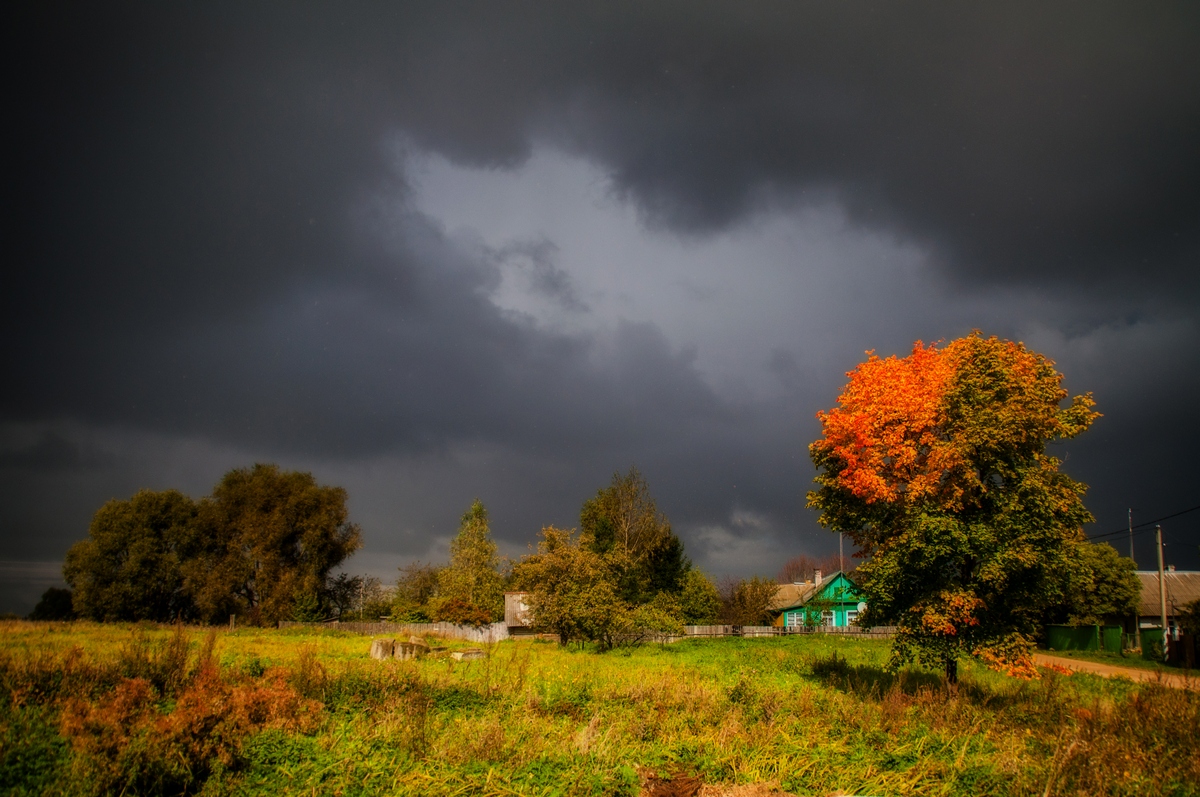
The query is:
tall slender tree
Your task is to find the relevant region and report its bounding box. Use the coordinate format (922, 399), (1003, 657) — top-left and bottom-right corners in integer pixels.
(435, 500), (504, 622)
(581, 467), (689, 601)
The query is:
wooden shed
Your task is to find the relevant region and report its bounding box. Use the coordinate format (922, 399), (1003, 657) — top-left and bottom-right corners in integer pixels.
(504, 591), (535, 635)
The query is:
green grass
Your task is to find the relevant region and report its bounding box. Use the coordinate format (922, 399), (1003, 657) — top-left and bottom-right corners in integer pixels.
(1, 622), (1197, 796)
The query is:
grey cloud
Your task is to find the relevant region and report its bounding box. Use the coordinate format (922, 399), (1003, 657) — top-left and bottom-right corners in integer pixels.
(0, 431), (89, 472)
(491, 239), (588, 312)
(3, 3), (1199, 611)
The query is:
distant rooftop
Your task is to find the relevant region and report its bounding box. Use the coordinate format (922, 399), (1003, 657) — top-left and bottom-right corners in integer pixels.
(1135, 570), (1200, 617)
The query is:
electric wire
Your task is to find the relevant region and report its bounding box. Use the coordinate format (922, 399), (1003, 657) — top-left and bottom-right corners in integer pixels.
(1086, 502), (1200, 542)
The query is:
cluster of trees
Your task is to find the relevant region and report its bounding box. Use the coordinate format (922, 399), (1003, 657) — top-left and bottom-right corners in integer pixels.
(386, 470), (730, 642)
(808, 333), (1136, 681)
(41, 462), (753, 639)
(510, 469), (723, 647)
(60, 464), (361, 625)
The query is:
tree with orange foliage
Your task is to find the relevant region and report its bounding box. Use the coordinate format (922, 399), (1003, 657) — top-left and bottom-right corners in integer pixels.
(808, 333), (1099, 683)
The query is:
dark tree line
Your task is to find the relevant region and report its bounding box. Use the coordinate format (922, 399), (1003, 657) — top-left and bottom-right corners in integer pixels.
(61, 464), (361, 625)
(45, 461), (812, 638)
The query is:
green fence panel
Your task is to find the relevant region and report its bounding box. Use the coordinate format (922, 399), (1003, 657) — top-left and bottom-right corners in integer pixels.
(1100, 625), (1123, 653)
(1140, 627), (1165, 661)
(1047, 625), (1100, 651)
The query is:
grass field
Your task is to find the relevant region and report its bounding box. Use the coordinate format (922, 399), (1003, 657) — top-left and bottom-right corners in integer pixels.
(1, 622), (1197, 797)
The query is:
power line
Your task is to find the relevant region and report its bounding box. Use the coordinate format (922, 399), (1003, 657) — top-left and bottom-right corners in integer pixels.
(1087, 502), (1200, 542)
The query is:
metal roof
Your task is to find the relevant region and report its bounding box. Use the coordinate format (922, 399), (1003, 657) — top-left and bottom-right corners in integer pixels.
(1135, 570), (1200, 618)
(771, 570), (856, 612)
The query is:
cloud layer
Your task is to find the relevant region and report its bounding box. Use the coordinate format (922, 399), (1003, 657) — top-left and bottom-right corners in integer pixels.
(4, 3), (1198, 612)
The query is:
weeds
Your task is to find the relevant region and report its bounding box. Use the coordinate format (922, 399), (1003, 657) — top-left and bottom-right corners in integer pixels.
(1, 624), (1197, 796)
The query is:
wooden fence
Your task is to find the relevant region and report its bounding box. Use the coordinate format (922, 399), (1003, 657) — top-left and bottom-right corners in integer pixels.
(682, 625), (896, 639)
(278, 620), (510, 643)
(278, 621), (896, 643)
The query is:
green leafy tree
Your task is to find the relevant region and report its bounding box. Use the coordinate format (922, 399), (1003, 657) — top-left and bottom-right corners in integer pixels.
(719, 576), (777, 626)
(327, 575), (391, 620)
(434, 500), (504, 622)
(809, 334), (1099, 682)
(679, 570), (722, 624)
(291, 591), (325, 622)
(580, 467), (689, 602)
(64, 489), (198, 622)
(183, 464), (362, 625)
(392, 561), (440, 622)
(1178, 599), (1200, 637)
(1049, 541), (1140, 626)
(28, 587), (76, 621)
(327, 573), (363, 619)
(513, 526), (631, 648)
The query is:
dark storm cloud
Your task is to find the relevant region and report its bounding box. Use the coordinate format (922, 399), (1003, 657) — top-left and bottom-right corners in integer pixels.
(3, 2), (1199, 611)
(377, 2), (1200, 292)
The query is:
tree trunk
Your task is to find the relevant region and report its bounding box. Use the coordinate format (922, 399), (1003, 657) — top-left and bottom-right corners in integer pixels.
(944, 657), (958, 684)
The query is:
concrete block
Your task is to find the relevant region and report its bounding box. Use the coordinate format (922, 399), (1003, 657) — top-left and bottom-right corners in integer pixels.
(369, 639), (395, 660)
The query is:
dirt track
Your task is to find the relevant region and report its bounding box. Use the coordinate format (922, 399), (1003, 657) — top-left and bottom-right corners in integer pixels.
(1034, 653), (1197, 690)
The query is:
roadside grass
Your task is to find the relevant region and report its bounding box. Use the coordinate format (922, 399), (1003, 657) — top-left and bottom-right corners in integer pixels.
(1, 621), (1197, 796)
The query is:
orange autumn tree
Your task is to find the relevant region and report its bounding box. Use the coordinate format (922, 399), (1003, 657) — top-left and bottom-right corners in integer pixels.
(808, 333), (1099, 682)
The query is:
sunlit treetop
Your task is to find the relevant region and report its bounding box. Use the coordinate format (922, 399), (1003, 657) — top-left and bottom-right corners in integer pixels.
(811, 334), (1098, 517)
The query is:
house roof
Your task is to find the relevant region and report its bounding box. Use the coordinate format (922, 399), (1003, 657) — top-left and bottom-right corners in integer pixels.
(769, 582), (817, 611)
(771, 570), (858, 612)
(1136, 570), (1200, 618)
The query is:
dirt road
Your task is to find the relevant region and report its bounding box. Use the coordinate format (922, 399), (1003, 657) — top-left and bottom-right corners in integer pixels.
(1034, 653), (1197, 690)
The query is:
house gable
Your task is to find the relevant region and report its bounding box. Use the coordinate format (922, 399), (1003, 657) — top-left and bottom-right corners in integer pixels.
(777, 570), (867, 629)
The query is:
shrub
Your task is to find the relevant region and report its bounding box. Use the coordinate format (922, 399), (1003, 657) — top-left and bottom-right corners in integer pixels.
(433, 597), (493, 628)
(59, 668), (322, 795)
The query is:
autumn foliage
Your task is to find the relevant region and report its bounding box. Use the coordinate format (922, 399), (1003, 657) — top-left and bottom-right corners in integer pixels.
(34, 626), (325, 795)
(809, 333), (1099, 682)
(812, 341), (958, 507)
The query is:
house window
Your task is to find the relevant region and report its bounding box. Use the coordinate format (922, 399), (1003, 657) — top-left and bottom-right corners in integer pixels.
(821, 610), (834, 627)
(785, 612), (802, 628)
(846, 610), (858, 627)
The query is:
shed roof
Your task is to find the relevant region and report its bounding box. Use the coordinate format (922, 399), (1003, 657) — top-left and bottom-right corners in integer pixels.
(1136, 571), (1200, 617)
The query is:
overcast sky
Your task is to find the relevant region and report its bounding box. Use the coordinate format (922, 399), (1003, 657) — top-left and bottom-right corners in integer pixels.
(4, 2), (1199, 614)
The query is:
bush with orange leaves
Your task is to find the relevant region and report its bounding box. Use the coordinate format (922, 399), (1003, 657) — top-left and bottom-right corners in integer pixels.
(59, 665), (321, 796)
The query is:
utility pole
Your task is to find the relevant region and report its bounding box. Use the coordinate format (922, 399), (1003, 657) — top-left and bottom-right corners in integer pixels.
(1128, 509), (1136, 650)
(839, 532), (844, 573)
(1156, 525), (1168, 662)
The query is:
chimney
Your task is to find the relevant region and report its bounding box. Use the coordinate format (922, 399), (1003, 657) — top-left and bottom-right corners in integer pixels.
(814, 570), (823, 586)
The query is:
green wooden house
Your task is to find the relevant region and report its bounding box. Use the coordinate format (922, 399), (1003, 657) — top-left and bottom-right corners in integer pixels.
(774, 571), (866, 629)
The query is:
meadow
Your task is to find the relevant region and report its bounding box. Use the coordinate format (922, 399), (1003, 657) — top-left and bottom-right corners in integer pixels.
(1, 622), (1197, 797)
